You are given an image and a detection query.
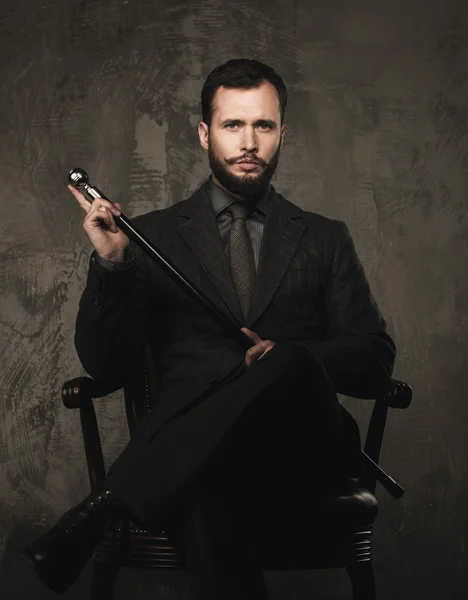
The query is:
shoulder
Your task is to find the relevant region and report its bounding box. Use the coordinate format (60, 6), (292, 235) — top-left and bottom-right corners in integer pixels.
(275, 192), (349, 239)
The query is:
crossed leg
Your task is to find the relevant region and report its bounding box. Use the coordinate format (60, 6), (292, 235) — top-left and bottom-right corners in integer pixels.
(142, 343), (359, 600)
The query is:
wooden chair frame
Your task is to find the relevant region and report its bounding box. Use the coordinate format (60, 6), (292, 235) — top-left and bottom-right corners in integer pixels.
(62, 347), (412, 600)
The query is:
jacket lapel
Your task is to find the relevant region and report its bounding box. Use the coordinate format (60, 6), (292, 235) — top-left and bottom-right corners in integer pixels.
(175, 183), (306, 331)
(246, 190), (306, 327)
(176, 184), (244, 326)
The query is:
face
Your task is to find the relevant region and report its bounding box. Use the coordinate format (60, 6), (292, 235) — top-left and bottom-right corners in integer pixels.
(198, 81), (286, 200)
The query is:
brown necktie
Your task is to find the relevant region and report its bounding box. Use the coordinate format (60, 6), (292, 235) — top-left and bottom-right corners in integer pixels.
(228, 202), (256, 322)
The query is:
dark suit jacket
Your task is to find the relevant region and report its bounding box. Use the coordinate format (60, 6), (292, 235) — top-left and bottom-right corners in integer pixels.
(75, 181), (396, 443)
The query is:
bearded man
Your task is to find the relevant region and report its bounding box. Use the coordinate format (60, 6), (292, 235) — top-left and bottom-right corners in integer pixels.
(24, 58), (395, 599)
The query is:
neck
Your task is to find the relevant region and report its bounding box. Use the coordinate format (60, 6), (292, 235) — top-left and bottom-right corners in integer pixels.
(211, 174), (245, 201)
(210, 174), (270, 206)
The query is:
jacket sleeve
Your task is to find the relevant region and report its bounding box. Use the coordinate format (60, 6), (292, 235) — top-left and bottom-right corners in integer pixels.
(74, 243), (152, 383)
(302, 221), (396, 393)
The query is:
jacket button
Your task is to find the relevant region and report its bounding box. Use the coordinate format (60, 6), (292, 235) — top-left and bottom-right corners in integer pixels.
(92, 298), (101, 306)
(209, 377), (217, 384)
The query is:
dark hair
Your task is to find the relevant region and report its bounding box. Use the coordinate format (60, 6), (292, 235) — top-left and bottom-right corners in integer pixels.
(201, 58), (287, 126)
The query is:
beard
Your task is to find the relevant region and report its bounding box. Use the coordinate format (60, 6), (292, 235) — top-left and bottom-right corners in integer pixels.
(208, 138), (282, 201)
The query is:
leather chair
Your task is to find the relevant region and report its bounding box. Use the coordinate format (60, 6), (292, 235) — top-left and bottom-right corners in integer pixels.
(62, 346), (412, 599)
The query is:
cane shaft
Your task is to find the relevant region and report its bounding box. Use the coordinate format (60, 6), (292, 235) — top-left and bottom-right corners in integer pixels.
(114, 212), (251, 351)
(69, 168), (404, 499)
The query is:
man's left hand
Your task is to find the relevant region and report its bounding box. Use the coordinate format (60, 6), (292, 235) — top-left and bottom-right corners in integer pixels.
(241, 327), (276, 367)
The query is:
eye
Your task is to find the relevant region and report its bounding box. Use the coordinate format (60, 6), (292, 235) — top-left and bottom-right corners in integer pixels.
(259, 123), (272, 130)
(225, 123), (238, 129)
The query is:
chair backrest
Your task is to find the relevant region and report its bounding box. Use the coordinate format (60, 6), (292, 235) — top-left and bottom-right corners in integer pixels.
(122, 346), (161, 436)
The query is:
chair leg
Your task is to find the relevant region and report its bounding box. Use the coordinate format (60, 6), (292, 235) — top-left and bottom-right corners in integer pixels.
(90, 560), (120, 600)
(346, 562), (376, 600)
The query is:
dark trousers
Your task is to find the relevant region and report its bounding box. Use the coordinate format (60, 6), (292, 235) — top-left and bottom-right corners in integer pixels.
(107, 343), (361, 599)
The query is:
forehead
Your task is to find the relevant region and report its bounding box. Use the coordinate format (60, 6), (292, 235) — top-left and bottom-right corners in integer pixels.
(212, 82), (280, 121)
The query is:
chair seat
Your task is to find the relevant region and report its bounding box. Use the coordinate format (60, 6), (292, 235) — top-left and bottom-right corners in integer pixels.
(254, 478), (377, 541)
(93, 479), (377, 570)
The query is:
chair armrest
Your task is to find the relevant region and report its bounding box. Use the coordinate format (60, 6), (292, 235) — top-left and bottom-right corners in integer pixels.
(62, 376), (124, 409)
(339, 378), (412, 498)
(341, 377), (412, 408)
(358, 379), (412, 498)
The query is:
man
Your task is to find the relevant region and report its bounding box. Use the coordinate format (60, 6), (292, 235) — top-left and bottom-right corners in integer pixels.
(24, 59), (396, 598)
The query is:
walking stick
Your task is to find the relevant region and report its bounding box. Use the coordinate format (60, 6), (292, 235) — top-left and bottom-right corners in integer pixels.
(68, 167), (405, 498)
(68, 168), (251, 352)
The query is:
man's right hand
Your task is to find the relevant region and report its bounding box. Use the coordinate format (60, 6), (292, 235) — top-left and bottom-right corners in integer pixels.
(68, 184), (130, 262)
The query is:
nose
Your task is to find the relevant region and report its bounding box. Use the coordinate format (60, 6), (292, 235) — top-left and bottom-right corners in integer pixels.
(240, 127), (258, 154)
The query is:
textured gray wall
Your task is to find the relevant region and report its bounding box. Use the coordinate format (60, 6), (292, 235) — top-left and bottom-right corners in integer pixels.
(1, 0), (467, 598)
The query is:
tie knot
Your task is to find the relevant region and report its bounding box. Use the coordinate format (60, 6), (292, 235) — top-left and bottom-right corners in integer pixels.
(228, 202), (251, 220)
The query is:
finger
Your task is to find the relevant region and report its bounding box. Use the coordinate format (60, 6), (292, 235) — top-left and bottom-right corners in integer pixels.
(258, 342), (275, 360)
(245, 342), (267, 366)
(69, 186), (121, 218)
(68, 185), (92, 213)
(98, 207), (119, 233)
(102, 208), (119, 234)
(241, 327), (263, 345)
(86, 207), (118, 233)
(245, 349), (262, 366)
(87, 197), (121, 218)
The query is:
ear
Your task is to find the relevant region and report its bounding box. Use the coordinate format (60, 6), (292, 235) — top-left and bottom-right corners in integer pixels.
(198, 121), (209, 151)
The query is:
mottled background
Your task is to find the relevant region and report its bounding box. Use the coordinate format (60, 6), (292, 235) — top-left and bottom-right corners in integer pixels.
(1, 0), (467, 598)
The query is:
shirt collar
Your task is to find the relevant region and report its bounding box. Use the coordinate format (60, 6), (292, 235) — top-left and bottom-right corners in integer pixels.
(206, 174), (271, 217)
